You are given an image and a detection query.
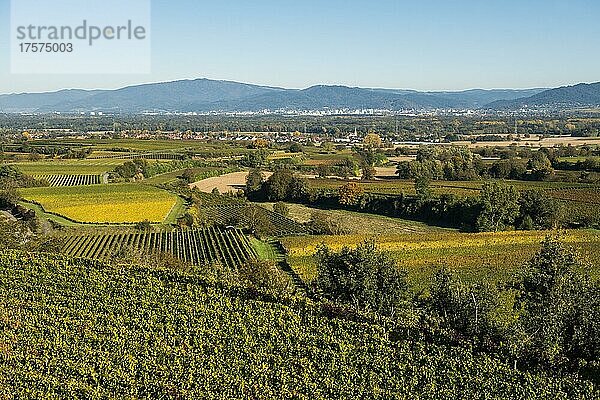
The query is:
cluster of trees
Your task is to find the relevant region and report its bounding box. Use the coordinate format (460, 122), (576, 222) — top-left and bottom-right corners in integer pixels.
(112, 159), (149, 181)
(320, 181), (561, 232)
(397, 146), (559, 182)
(245, 168), (308, 202)
(396, 146), (482, 181)
(0, 165), (48, 189)
(243, 169), (563, 232)
(354, 144), (388, 180)
(316, 157), (359, 179)
(556, 157), (600, 173)
(312, 237), (600, 380)
(239, 150), (270, 168)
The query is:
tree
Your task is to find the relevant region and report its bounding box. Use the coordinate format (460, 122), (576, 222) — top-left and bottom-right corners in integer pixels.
(529, 151), (554, 180)
(0, 189), (20, 209)
(314, 240), (408, 316)
(179, 169), (195, 184)
(245, 168), (264, 194)
(114, 159), (148, 180)
(338, 157), (358, 178)
(307, 211), (346, 235)
(363, 133), (382, 148)
(273, 202), (290, 217)
(338, 182), (364, 206)
(263, 169), (307, 201)
(317, 164), (330, 178)
(240, 150), (269, 168)
(429, 268), (500, 340)
(288, 142), (303, 153)
(513, 236), (600, 369)
(517, 190), (561, 230)
(361, 165), (376, 180)
(320, 142), (335, 153)
(249, 139), (270, 149)
(242, 205), (274, 237)
(135, 220), (153, 232)
(414, 175), (432, 202)
(476, 182), (520, 232)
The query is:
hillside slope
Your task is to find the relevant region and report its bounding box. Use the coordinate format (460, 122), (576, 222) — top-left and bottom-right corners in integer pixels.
(0, 251), (595, 398)
(488, 82), (600, 109)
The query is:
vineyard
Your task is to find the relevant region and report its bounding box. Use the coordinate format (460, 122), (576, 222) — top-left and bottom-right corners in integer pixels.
(88, 151), (186, 160)
(0, 250), (595, 398)
(10, 160), (124, 175)
(61, 227), (256, 268)
(34, 174), (102, 187)
(281, 230), (600, 290)
(19, 184), (179, 224)
(308, 178), (599, 197)
(190, 192), (312, 236)
(205, 204), (312, 236)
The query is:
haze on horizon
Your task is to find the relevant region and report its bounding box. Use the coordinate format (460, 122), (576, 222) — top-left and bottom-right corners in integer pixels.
(0, 0), (599, 94)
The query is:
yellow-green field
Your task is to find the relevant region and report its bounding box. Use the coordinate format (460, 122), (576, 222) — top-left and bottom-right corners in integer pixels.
(19, 184), (179, 224)
(281, 230), (600, 290)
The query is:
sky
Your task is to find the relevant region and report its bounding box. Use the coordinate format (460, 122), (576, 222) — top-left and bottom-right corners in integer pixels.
(0, 0), (599, 94)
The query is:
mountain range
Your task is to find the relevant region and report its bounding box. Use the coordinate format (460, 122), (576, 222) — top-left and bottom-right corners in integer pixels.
(0, 79), (599, 114)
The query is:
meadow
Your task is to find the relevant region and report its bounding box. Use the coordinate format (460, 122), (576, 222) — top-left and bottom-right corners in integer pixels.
(19, 184), (180, 224)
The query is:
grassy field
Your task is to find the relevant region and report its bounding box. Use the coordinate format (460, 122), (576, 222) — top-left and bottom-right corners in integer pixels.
(19, 184), (179, 224)
(281, 230), (600, 291)
(260, 202), (446, 235)
(144, 166), (232, 185)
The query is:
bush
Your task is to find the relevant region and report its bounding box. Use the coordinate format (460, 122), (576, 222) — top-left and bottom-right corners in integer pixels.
(314, 240), (408, 316)
(238, 259), (293, 296)
(273, 202), (290, 217)
(307, 211), (346, 235)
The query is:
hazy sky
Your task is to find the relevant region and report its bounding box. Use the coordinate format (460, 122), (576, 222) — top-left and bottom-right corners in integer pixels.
(1, 0), (599, 94)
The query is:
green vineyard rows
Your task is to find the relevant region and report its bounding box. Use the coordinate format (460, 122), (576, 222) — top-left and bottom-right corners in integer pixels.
(34, 174), (102, 187)
(205, 204), (312, 236)
(88, 152), (185, 160)
(0, 250), (595, 398)
(61, 227), (256, 268)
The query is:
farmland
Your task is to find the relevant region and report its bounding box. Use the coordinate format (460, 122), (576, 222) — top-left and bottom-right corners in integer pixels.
(2, 128), (600, 397)
(281, 230), (600, 289)
(61, 227), (256, 268)
(19, 184), (180, 224)
(205, 203), (312, 236)
(1, 250), (593, 398)
(307, 177), (599, 196)
(9, 159), (124, 175)
(34, 174), (101, 186)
